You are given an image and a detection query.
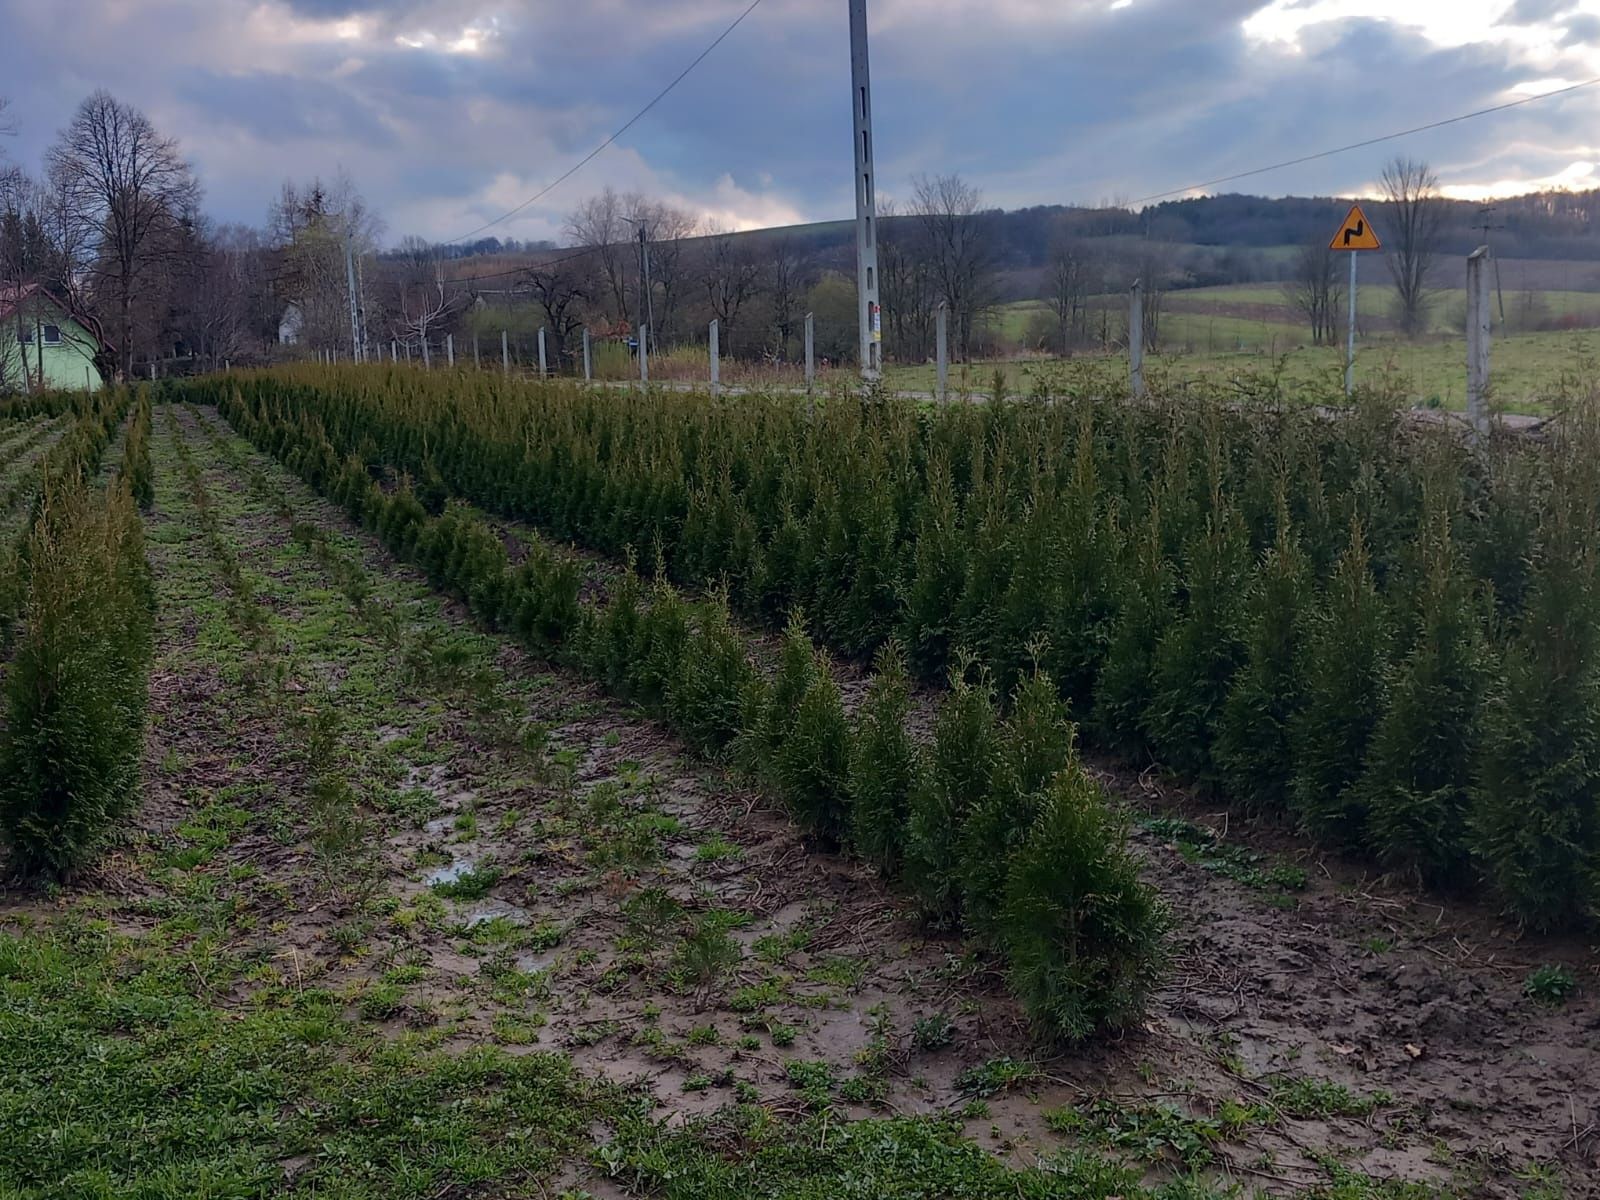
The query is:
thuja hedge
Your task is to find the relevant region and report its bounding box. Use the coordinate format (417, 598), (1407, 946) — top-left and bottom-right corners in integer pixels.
(184, 369), (1600, 931)
(203, 388), (1167, 1044)
(0, 390), (154, 877)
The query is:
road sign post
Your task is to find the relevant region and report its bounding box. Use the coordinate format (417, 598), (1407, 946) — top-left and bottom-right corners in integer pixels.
(1331, 203), (1381, 397)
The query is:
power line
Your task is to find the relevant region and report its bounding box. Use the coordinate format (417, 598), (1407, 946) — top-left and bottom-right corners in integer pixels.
(1130, 75), (1600, 206)
(443, 0), (769, 245)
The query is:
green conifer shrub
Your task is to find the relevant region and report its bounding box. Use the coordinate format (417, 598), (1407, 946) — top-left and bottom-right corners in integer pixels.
(1471, 431), (1600, 929)
(1289, 522), (1389, 847)
(848, 639), (918, 875)
(1360, 499), (1489, 886)
(905, 660), (998, 925)
(999, 765), (1169, 1043)
(0, 481), (154, 876)
(1214, 507), (1312, 814)
(958, 664), (1075, 946)
(774, 659), (854, 844)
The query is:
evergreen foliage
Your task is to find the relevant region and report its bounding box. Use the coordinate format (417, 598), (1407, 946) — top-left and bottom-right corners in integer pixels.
(848, 639), (918, 875)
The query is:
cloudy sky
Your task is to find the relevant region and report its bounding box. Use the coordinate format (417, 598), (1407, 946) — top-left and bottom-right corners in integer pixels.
(1, 0), (1597, 246)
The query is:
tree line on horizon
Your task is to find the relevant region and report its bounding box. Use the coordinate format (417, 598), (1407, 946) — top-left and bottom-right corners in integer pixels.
(5, 89), (1598, 384)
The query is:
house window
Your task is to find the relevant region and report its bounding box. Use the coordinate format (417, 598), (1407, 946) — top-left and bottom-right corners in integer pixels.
(42, 325), (61, 345)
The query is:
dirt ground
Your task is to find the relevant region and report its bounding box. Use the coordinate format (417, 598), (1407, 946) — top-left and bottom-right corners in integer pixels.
(4, 402), (1596, 1198)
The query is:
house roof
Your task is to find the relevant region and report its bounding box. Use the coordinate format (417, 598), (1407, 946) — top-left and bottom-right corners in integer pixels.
(0, 283), (114, 354)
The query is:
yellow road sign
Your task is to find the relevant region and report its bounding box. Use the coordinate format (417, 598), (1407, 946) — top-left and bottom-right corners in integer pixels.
(1330, 203), (1381, 251)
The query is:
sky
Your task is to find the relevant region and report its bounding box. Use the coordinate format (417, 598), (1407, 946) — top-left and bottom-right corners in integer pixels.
(0, 0), (1598, 246)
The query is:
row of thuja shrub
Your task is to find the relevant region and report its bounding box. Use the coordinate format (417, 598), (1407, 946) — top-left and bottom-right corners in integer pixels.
(0, 390), (155, 877)
(184, 367), (1600, 932)
(203, 386), (1167, 1045)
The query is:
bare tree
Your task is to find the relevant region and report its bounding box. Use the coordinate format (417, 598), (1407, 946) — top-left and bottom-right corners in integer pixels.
(766, 236), (807, 361)
(628, 197), (696, 345)
(877, 199), (935, 363)
(908, 173), (996, 360)
(565, 189), (631, 329)
(389, 236), (455, 362)
(1286, 240), (1344, 346)
(1044, 235), (1092, 354)
(700, 227), (761, 352)
(45, 90), (200, 377)
(522, 253), (591, 368)
(1380, 157), (1442, 337)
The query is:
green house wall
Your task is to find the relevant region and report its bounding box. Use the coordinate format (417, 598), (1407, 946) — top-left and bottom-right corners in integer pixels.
(1, 307), (105, 393)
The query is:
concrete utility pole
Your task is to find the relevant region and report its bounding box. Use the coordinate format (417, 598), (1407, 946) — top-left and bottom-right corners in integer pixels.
(583, 328), (593, 382)
(935, 301), (949, 401)
(538, 328), (548, 379)
(849, 0), (882, 381)
(710, 319), (720, 395)
(636, 223), (652, 378)
(1467, 246), (1492, 440)
(344, 232), (362, 362)
(1129, 280), (1146, 399)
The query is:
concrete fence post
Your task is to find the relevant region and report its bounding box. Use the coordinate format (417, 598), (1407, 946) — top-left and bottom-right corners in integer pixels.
(473, 334), (480, 370)
(639, 325), (649, 387)
(804, 312), (815, 395)
(709, 319), (720, 396)
(446, 333), (455, 368)
(583, 329), (593, 382)
(936, 301), (949, 402)
(502, 330), (510, 376)
(1129, 280), (1146, 399)
(538, 328), (548, 379)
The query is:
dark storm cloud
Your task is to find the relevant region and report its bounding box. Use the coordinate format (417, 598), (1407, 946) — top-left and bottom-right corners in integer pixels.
(0, 0), (1595, 242)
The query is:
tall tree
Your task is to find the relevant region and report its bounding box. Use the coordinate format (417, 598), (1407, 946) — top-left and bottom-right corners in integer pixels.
(878, 199), (935, 364)
(45, 91), (200, 377)
(522, 253), (591, 368)
(565, 189), (631, 330)
(909, 174), (996, 360)
(700, 227), (761, 353)
(1380, 157), (1442, 337)
(1043, 235), (1092, 354)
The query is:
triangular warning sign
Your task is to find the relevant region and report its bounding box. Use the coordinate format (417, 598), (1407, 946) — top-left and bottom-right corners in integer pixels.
(1330, 203), (1382, 251)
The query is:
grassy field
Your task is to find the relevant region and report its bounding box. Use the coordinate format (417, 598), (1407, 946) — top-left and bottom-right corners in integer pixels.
(899, 319), (1600, 413)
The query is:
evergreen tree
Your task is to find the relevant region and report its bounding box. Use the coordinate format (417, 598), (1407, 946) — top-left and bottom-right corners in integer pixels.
(1215, 503), (1312, 814)
(1000, 765), (1169, 1043)
(1289, 522), (1389, 847)
(849, 640), (919, 876)
(1472, 453), (1600, 929)
(1361, 498), (1489, 886)
(959, 664), (1075, 946)
(1144, 484), (1249, 787)
(905, 660), (999, 925)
